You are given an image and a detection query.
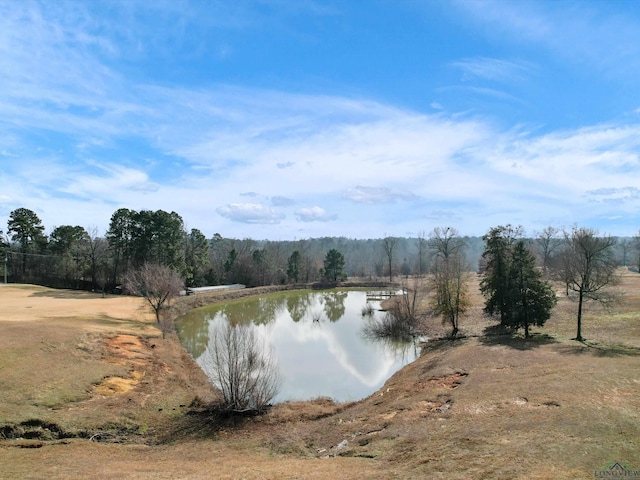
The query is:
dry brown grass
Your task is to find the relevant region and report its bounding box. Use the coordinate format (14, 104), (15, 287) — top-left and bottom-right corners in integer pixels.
(1, 274), (640, 479)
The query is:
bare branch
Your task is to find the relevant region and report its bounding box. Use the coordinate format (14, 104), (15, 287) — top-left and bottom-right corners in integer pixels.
(124, 263), (183, 334)
(558, 227), (619, 341)
(202, 322), (281, 412)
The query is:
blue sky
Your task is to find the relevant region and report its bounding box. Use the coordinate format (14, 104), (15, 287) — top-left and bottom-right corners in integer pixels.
(2, 0), (640, 240)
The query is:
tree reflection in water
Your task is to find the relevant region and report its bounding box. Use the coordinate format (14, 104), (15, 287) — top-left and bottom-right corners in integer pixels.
(322, 291), (348, 322)
(361, 314), (422, 364)
(176, 290), (422, 402)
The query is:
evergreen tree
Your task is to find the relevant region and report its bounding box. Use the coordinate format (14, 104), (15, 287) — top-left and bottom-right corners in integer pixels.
(323, 249), (346, 282)
(106, 208), (135, 283)
(224, 248), (238, 283)
(106, 208), (186, 283)
(287, 250), (301, 283)
(508, 240), (557, 337)
(184, 228), (209, 287)
(7, 207), (47, 276)
(481, 227), (556, 336)
(252, 248), (267, 286)
(480, 225), (522, 326)
(49, 225), (90, 285)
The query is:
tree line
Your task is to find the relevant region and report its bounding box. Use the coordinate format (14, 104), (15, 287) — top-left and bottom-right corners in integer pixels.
(0, 207), (632, 293)
(0, 207), (482, 290)
(0, 207), (348, 290)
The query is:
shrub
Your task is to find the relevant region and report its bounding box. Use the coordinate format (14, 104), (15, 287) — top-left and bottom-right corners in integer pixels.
(202, 322), (281, 412)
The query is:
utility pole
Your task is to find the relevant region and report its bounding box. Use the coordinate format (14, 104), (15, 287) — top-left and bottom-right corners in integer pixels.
(4, 252), (7, 284)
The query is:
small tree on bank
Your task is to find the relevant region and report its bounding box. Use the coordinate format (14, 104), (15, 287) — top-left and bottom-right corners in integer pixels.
(429, 227), (469, 338)
(431, 253), (469, 338)
(124, 263), (183, 337)
(203, 322), (281, 412)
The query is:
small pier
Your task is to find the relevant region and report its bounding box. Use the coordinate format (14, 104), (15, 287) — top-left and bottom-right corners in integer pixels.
(366, 290), (400, 301)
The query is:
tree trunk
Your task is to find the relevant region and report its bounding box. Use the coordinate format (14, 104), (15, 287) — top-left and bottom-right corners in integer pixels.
(449, 311), (457, 338)
(575, 289), (584, 341)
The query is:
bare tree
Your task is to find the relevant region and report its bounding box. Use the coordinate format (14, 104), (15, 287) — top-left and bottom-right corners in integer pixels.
(429, 227), (469, 338)
(633, 230), (640, 272)
(617, 238), (632, 267)
(559, 227), (618, 341)
(86, 226), (109, 289)
(202, 322), (281, 412)
(95, 262), (110, 298)
(535, 226), (560, 275)
(429, 227), (465, 259)
(431, 253), (469, 338)
(382, 236), (397, 282)
(416, 231), (428, 277)
(124, 263), (183, 333)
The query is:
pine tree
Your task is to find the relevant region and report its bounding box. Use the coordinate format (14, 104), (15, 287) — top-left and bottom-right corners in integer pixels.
(481, 226), (557, 336)
(508, 241), (557, 337)
(287, 250), (301, 283)
(323, 249), (346, 282)
(480, 225), (522, 327)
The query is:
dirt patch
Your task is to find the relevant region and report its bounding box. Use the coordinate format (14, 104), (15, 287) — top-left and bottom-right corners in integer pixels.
(0, 285), (154, 325)
(92, 334), (165, 395)
(413, 372), (468, 391)
(92, 372), (143, 395)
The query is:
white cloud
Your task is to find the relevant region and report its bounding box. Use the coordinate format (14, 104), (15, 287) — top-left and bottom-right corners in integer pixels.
(454, 0), (640, 77)
(5, 79), (640, 238)
(58, 163), (160, 199)
(585, 187), (640, 204)
(216, 203), (285, 224)
(343, 186), (418, 204)
(295, 207), (336, 223)
(451, 57), (536, 84)
(2, 1), (640, 239)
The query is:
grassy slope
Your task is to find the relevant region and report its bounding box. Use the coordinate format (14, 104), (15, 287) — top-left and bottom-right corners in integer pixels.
(1, 273), (640, 479)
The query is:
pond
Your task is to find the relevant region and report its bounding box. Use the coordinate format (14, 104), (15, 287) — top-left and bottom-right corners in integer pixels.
(176, 289), (422, 403)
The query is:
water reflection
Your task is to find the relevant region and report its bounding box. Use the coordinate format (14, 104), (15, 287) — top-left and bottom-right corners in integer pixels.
(287, 293), (313, 323)
(218, 295), (289, 326)
(177, 290), (421, 403)
(361, 327), (422, 365)
(322, 291), (348, 322)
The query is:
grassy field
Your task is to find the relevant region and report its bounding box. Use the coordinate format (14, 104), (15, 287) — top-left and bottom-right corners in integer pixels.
(1, 272), (639, 479)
